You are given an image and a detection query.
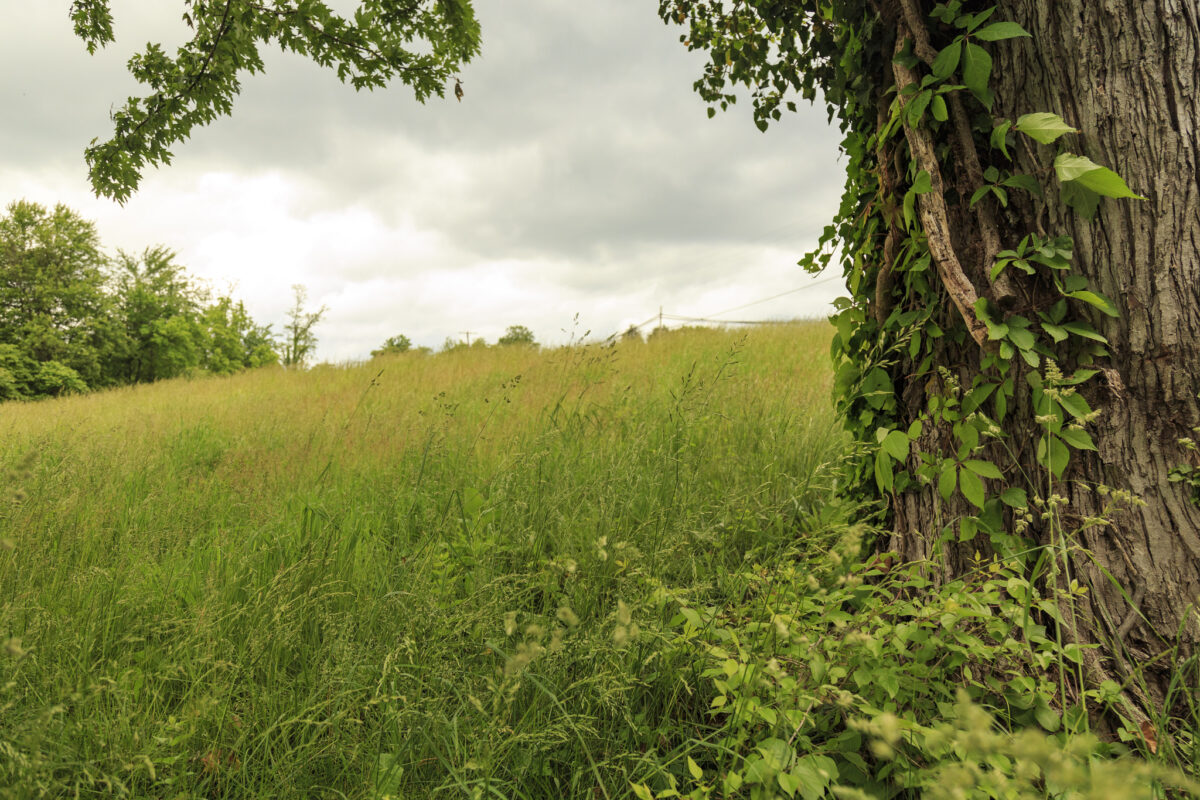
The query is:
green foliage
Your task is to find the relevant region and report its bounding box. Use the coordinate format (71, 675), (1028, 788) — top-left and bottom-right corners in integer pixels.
(109, 246), (205, 383)
(660, 0), (1144, 551)
(0, 200), (114, 391)
(657, 5), (1191, 794)
(202, 296), (280, 373)
(281, 284), (326, 367)
(371, 333), (413, 357)
(629, 535), (1198, 799)
(0, 201), (278, 400)
(498, 324), (537, 347)
(78, 0), (481, 201)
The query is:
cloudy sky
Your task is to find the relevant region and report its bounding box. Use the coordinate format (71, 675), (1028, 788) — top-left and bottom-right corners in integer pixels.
(0, 1), (845, 361)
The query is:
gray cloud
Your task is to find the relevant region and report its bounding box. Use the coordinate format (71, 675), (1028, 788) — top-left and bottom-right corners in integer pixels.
(0, 0), (847, 361)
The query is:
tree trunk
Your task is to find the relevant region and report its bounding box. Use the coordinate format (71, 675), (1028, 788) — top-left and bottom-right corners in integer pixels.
(887, 0), (1200, 706)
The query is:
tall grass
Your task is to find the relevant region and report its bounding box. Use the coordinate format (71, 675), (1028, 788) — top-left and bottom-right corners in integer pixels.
(0, 322), (843, 798)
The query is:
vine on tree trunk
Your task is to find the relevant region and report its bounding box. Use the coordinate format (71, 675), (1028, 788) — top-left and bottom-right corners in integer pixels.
(659, 0), (1155, 726)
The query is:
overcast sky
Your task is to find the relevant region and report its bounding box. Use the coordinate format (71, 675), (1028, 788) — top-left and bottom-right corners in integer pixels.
(0, 1), (845, 361)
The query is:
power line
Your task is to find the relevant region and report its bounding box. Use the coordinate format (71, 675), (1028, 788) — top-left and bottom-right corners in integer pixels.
(603, 273), (845, 343)
(702, 275), (843, 319)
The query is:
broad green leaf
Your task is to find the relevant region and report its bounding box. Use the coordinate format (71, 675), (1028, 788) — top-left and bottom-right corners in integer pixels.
(973, 21), (1031, 41)
(931, 94), (948, 122)
(961, 6), (997, 32)
(1059, 427), (1098, 451)
(912, 170), (933, 194)
(1061, 181), (1101, 220)
(1000, 486), (1028, 508)
(961, 43), (993, 105)
(875, 449), (895, 492)
(990, 120), (1012, 158)
(1041, 322), (1069, 343)
(932, 40), (962, 79)
(1015, 112), (1076, 143)
(1037, 434), (1070, 478)
(883, 429), (911, 461)
(1054, 153), (1147, 199)
(1002, 173), (1042, 196)
(687, 757), (703, 781)
(1058, 391), (1093, 420)
(963, 459), (1003, 479)
(906, 89), (933, 127)
(776, 772), (800, 798)
(1035, 701), (1061, 732)
(1066, 290), (1120, 317)
(1007, 326), (1035, 351)
(938, 461), (957, 502)
(1059, 321), (1108, 343)
(960, 468), (985, 509)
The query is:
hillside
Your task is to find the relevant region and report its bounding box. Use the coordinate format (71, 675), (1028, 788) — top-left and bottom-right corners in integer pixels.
(1, 323), (844, 798)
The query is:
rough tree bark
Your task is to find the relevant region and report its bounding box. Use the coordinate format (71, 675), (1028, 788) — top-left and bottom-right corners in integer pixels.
(888, 0), (1200, 705)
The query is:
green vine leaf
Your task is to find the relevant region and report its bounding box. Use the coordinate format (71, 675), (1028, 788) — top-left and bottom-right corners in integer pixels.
(990, 120), (1013, 158)
(999, 487), (1029, 508)
(972, 21), (1032, 41)
(1015, 112), (1077, 144)
(961, 42), (994, 107)
(1061, 182), (1101, 219)
(1065, 289), (1120, 317)
(907, 89), (934, 126)
(964, 460), (1004, 480)
(1060, 427), (1098, 451)
(1002, 173), (1042, 196)
(931, 94), (949, 121)
(1057, 392), (1094, 420)
(932, 40), (962, 79)
(1059, 321), (1108, 343)
(938, 461), (957, 502)
(912, 170), (934, 194)
(1054, 153), (1147, 199)
(1037, 435), (1070, 478)
(882, 429), (911, 461)
(960, 467), (985, 509)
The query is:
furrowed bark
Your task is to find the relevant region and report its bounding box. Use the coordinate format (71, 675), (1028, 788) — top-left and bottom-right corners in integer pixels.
(888, 0), (1200, 710)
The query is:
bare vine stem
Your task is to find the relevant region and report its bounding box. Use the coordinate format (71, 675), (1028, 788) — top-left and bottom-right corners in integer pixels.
(897, 0), (1018, 308)
(891, 34), (990, 347)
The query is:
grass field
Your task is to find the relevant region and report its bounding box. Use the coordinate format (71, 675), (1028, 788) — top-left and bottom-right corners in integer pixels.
(0, 322), (847, 798)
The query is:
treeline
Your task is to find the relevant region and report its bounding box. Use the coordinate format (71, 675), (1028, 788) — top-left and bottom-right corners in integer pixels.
(0, 200), (279, 400)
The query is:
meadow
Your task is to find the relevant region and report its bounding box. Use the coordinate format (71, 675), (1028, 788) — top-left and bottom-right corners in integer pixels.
(0, 323), (848, 798)
(3, 322), (1194, 800)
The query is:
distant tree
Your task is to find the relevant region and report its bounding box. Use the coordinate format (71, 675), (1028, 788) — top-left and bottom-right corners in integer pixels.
(281, 285), (327, 367)
(622, 325), (643, 343)
(202, 295), (279, 374)
(0, 200), (116, 394)
(497, 324), (536, 347)
(371, 334), (412, 357)
(109, 247), (205, 383)
(441, 336), (467, 353)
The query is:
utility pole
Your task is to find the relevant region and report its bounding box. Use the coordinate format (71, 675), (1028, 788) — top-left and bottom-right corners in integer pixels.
(461, 330), (475, 346)
(658, 306), (663, 331)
